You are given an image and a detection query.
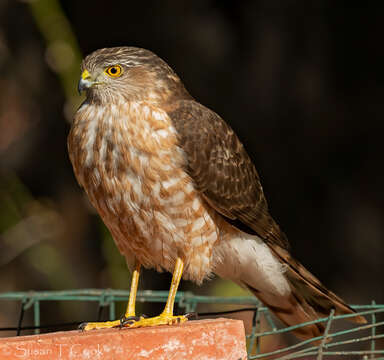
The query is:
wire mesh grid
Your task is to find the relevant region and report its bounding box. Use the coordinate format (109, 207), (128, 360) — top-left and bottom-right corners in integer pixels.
(0, 289), (382, 359)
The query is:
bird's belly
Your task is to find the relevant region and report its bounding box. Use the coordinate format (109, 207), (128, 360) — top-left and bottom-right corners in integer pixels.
(69, 101), (221, 283)
(86, 155), (220, 283)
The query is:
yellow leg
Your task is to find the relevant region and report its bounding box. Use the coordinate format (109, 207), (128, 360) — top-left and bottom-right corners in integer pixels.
(82, 262), (141, 331)
(122, 257), (187, 328)
(124, 262), (141, 318)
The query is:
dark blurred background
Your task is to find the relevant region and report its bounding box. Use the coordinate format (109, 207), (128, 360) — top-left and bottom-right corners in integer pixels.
(0, 0), (383, 343)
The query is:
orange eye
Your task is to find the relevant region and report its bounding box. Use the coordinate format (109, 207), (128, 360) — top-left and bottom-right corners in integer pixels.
(105, 65), (122, 77)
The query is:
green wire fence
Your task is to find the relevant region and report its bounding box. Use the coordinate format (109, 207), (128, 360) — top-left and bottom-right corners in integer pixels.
(0, 289), (382, 359)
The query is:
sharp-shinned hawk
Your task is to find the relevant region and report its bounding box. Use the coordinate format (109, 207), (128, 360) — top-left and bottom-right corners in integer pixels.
(68, 47), (366, 339)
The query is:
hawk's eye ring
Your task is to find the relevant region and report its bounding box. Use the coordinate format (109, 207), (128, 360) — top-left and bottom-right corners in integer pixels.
(105, 65), (122, 77)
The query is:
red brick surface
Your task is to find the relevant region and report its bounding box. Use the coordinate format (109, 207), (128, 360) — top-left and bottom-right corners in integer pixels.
(0, 318), (247, 360)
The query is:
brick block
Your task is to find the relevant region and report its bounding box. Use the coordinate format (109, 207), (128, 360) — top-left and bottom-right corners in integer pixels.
(0, 318), (247, 360)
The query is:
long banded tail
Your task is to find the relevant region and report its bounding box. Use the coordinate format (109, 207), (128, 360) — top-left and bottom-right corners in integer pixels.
(245, 244), (366, 341)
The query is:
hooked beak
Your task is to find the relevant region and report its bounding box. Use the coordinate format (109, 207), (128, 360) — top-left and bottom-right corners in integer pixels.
(78, 69), (94, 94)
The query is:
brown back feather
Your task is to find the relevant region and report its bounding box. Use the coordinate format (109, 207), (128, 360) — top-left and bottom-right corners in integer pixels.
(166, 99), (289, 250)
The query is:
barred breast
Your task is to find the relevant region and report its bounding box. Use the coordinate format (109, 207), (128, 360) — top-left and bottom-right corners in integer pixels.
(68, 100), (221, 283)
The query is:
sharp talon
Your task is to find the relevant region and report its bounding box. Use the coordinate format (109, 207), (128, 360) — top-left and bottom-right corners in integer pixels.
(119, 318), (125, 328)
(185, 312), (198, 320)
(120, 315), (141, 326)
(78, 322), (88, 331)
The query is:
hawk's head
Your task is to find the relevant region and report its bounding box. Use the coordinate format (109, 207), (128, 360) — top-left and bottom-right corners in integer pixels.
(78, 47), (190, 103)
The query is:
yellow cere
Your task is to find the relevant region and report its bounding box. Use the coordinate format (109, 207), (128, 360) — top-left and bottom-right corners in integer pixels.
(105, 65), (122, 77)
(81, 69), (91, 80)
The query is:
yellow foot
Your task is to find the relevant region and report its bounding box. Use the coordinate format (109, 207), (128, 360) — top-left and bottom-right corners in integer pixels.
(80, 314), (187, 331)
(121, 313), (188, 328)
(80, 315), (142, 331)
(80, 319), (121, 331)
